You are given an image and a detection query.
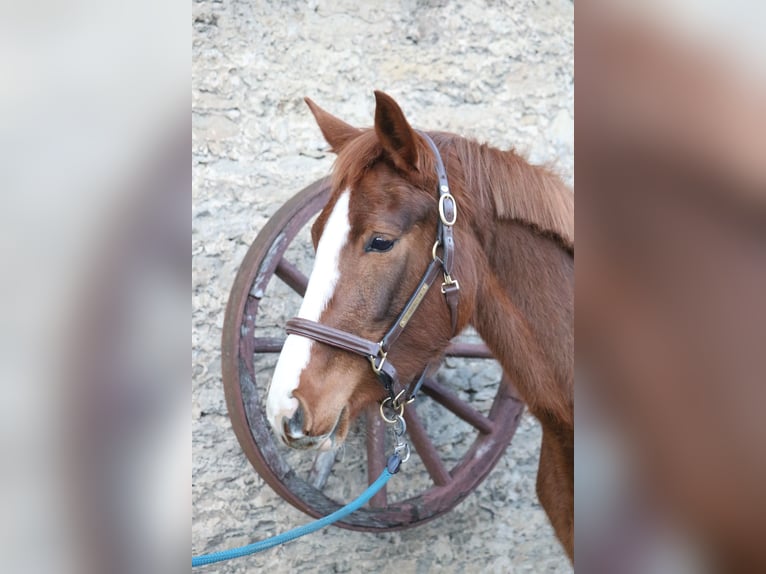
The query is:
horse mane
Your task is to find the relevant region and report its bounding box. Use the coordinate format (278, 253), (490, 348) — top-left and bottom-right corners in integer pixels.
(431, 132), (574, 253)
(331, 130), (574, 253)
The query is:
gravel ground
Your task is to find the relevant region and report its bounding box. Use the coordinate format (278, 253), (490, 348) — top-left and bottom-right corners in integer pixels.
(192, 1), (573, 572)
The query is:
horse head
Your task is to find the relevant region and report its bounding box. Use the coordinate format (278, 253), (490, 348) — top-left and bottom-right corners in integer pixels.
(266, 91), (477, 450)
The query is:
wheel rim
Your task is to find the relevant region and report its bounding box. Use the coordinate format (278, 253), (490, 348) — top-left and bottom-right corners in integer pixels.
(222, 177), (525, 531)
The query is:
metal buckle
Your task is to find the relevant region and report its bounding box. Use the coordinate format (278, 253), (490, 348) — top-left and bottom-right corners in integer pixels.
(370, 347), (388, 374)
(441, 274), (460, 292)
(438, 193), (457, 226)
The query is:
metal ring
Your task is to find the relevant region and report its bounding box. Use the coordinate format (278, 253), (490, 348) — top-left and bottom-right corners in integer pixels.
(438, 193), (457, 226)
(431, 239), (442, 261)
(379, 397), (404, 424)
(392, 388), (408, 409)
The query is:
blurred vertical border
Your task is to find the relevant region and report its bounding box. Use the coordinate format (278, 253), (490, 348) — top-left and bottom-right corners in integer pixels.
(576, 1), (766, 572)
(0, 0), (188, 573)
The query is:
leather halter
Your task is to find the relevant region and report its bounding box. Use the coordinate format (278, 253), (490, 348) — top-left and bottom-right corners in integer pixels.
(285, 132), (460, 406)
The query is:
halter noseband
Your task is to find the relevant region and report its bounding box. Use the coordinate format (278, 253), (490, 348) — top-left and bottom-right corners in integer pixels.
(285, 132), (460, 407)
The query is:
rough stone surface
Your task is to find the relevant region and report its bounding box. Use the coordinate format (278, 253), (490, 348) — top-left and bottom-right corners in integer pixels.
(193, 1), (573, 572)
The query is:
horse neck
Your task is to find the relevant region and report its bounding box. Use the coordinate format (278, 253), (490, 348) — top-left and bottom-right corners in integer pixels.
(469, 219), (574, 426)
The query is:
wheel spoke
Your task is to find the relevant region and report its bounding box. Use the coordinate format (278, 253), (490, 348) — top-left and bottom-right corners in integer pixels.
(308, 450), (336, 490)
(444, 342), (492, 358)
(275, 258), (308, 296)
(365, 405), (388, 508)
(253, 337), (284, 353)
(404, 407), (452, 486)
(421, 377), (495, 434)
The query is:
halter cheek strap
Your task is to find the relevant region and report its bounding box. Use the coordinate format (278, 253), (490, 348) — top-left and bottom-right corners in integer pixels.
(422, 132), (460, 335)
(285, 131), (459, 405)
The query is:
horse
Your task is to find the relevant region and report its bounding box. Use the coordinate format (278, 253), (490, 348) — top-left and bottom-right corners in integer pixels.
(265, 91), (574, 559)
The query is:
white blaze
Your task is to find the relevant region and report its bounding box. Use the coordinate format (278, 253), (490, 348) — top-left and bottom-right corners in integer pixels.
(266, 189), (351, 435)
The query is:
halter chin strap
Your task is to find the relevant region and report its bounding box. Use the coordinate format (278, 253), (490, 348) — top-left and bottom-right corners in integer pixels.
(285, 131), (459, 405)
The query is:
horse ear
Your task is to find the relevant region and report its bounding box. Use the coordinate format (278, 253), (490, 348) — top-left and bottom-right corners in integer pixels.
(304, 97), (362, 152)
(374, 91), (418, 171)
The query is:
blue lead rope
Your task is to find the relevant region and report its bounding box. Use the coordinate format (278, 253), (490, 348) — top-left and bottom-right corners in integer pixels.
(192, 461), (398, 568)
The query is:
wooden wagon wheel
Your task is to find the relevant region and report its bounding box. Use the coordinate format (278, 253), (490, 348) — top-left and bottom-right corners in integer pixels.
(222, 177), (525, 531)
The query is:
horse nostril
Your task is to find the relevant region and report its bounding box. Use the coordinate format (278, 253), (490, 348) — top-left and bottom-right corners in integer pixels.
(283, 403), (305, 438)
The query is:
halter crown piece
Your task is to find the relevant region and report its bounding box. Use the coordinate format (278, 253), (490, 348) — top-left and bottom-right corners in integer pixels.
(285, 132), (460, 410)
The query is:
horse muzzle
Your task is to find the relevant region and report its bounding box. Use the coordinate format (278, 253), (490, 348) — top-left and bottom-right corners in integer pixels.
(279, 403), (346, 451)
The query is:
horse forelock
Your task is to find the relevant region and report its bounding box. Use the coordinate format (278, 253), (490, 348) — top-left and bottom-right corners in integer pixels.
(329, 129), (436, 199)
(330, 130), (383, 192)
(318, 131), (437, 244)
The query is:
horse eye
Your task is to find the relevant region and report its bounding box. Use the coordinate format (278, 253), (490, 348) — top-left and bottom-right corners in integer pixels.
(366, 237), (395, 253)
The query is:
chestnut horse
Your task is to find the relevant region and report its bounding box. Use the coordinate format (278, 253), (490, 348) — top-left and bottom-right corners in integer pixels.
(266, 91), (573, 559)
